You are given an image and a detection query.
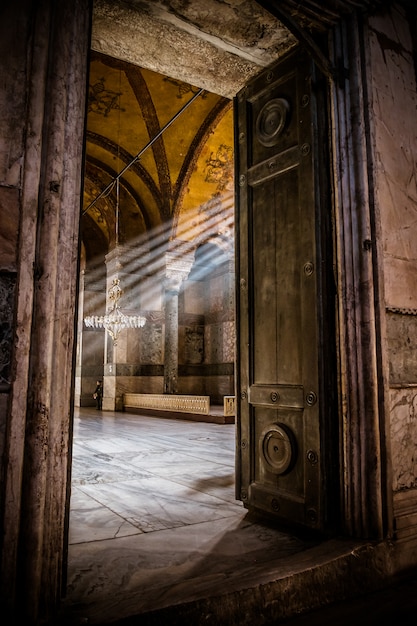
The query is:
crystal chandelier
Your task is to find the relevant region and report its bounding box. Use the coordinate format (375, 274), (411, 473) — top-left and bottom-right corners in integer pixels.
(84, 277), (146, 344)
(83, 176), (146, 344)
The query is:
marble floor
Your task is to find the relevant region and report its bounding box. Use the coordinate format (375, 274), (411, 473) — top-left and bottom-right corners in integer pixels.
(59, 407), (417, 626)
(61, 407), (324, 624)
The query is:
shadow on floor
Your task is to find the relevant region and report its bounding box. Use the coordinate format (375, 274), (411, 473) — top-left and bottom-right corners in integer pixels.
(58, 408), (417, 625)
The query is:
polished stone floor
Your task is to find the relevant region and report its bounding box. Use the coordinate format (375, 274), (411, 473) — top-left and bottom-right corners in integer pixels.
(62, 407), (322, 624)
(60, 407), (417, 626)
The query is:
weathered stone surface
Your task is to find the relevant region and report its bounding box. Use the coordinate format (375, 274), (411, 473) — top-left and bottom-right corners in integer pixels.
(223, 320), (235, 363)
(92, 0), (296, 98)
(141, 323), (163, 364)
(387, 312), (417, 384)
(369, 8), (417, 310)
(390, 387), (417, 491)
(0, 2), (91, 620)
(184, 325), (204, 364)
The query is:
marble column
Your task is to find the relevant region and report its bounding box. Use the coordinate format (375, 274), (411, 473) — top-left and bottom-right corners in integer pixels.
(163, 251), (193, 394)
(103, 245), (146, 411)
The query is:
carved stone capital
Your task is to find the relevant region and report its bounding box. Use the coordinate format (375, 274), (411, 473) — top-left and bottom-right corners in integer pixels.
(105, 244), (149, 276)
(164, 249), (194, 293)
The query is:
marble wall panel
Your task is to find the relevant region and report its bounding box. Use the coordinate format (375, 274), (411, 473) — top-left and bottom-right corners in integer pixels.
(80, 379), (102, 407)
(387, 312), (417, 385)
(78, 326), (105, 406)
(126, 329), (142, 363)
(183, 326), (204, 364)
(83, 265), (106, 291)
(140, 323), (163, 364)
(114, 375), (147, 397)
(209, 275), (225, 315)
(222, 320), (235, 363)
(183, 280), (205, 315)
(205, 323), (223, 364)
(390, 387), (417, 492)
(369, 9), (417, 310)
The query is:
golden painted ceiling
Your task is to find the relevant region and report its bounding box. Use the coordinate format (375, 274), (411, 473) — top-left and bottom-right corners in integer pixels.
(83, 0), (388, 266)
(82, 52), (234, 265)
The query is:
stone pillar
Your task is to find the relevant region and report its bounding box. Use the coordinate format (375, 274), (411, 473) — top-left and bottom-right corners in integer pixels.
(164, 284), (179, 394)
(329, 16), (386, 539)
(103, 245), (146, 410)
(163, 250), (193, 394)
(0, 1), (91, 622)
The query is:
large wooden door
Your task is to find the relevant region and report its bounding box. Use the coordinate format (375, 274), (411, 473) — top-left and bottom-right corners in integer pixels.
(235, 47), (337, 532)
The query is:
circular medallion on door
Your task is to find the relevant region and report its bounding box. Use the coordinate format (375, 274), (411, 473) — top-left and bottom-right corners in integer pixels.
(256, 98), (290, 147)
(261, 422), (297, 474)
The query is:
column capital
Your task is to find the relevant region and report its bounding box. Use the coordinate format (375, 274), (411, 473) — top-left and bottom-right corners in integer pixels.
(164, 248), (194, 293)
(105, 243), (148, 275)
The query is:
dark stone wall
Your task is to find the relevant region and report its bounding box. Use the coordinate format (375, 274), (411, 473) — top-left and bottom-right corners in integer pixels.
(387, 312), (417, 385)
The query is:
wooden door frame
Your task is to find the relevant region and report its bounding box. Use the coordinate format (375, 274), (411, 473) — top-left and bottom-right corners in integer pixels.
(1, 2), (390, 623)
(234, 46), (339, 532)
(328, 16), (391, 539)
(0, 0), (91, 621)
(255, 0), (390, 542)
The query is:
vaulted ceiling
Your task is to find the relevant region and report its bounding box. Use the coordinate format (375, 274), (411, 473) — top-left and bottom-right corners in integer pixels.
(82, 0), (386, 266)
(82, 52), (234, 265)
(91, 0), (384, 98)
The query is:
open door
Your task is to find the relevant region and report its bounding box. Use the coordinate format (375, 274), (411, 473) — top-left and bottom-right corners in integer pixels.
(235, 47), (337, 533)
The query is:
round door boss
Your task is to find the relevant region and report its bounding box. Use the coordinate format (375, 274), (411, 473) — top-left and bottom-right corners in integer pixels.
(262, 422), (297, 475)
(255, 98), (290, 147)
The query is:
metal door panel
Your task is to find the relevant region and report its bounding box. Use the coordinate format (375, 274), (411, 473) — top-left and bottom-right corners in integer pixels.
(248, 384), (304, 408)
(235, 47), (335, 532)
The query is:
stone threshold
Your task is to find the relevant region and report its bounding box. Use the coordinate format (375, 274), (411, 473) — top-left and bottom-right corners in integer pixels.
(102, 538), (406, 626)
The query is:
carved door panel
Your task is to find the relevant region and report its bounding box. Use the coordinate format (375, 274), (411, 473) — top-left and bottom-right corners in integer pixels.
(235, 48), (336, 532)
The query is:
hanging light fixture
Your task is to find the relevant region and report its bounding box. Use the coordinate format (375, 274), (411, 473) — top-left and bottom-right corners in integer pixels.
(83, 277), (146, 343)
(83, 178), (146, 344)
(82, 85), (204, 344)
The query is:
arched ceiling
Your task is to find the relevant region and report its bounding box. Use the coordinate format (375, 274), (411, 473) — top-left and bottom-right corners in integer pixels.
(91, 0), (298, 99)
(83, 0), (387, 266)
(91, 0), (384, 98)
(82, 51), (234, 265)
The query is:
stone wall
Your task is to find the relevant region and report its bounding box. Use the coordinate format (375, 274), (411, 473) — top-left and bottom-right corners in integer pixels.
(178, 259), (235, 403)
(368, 4), (417, 537)
(77, 255), (235, 407)
(0, 1), (91, 619)
(0, 4), (29, 508)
